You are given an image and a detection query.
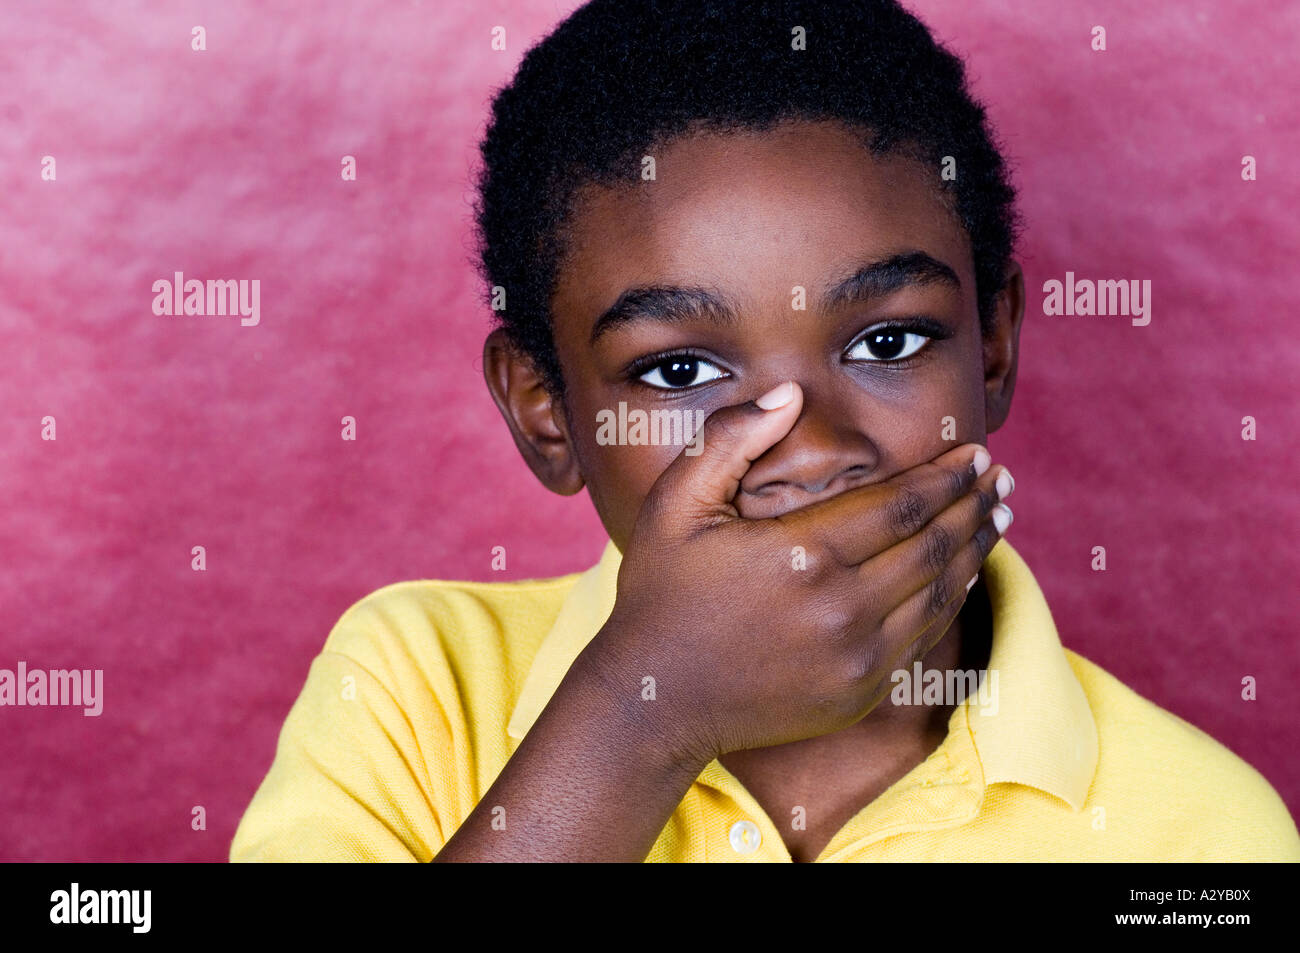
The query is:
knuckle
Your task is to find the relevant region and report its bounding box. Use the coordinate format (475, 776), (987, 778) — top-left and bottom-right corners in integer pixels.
(926, 572), (954, 621)
(775, 524), (835, 581)
(816, 601), (857, 640)
(975, 519), (1000, 558)
(945, 460), (973, 499)
(971, 481), (998, 518)
(814, 542), (846, 579)
(789, 540), (831, 583)
(888, 484), (928, 538)
(921, 521), (956, 574)
(845, 632), (885, 685)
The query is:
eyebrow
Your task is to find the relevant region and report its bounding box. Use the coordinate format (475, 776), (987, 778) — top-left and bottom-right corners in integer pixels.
(588, 251), (962, 345)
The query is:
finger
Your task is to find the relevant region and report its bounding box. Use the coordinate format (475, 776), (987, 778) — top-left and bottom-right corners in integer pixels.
(777, 441), (992, 566)
(642, 381), (804, 535)
(857, 463), (1010, 609)
(879, 504), (1010, 652)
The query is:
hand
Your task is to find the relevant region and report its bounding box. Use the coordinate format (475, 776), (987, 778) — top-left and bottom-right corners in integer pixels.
(582, 380), (1013, 766)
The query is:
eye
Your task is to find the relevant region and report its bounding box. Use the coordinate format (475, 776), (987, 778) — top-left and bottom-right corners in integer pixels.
(846, 325), (932, 362)
(635, 353), (727, 390)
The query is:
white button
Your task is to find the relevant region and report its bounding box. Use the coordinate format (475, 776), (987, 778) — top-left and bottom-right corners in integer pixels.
(728, 819), (761, 854)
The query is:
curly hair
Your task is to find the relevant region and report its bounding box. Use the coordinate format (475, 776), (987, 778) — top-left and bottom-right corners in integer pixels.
(473, 0), (1022, 399)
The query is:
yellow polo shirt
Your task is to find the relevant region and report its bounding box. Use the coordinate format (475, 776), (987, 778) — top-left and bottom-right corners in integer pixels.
(230, 538), (1300, 862)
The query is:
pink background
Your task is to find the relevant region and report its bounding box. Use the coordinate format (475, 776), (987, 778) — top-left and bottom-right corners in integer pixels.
(1, 0), (1296, 861)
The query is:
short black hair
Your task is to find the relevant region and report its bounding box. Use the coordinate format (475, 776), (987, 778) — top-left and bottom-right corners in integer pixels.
(473, 0), (1022, 399)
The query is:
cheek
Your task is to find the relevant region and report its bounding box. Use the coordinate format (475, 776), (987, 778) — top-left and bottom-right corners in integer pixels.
(944, 374), (987, 445)
(877, 370), (983, 459)
(588, 442), (682, 500)
(576, 396), (706, 487)
(576, 434), (686, 541)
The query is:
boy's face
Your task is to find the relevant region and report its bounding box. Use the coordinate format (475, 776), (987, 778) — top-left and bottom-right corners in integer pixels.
(485, 119), (1023, 552)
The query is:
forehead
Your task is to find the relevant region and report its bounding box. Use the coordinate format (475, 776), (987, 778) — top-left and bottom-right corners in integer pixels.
(552, 119), (972, 327)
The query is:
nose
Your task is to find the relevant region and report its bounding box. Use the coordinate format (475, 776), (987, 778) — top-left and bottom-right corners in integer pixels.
(736, 386), (879, 518)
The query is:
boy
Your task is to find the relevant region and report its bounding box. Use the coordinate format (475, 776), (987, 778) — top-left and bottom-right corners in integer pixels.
(231, 0), (1300, 862)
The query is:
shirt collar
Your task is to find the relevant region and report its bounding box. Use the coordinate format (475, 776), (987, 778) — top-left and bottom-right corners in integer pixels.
(507, 536), (1098, 811)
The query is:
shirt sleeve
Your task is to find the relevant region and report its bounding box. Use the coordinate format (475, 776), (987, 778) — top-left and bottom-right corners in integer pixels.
(229, 648), (449, 862)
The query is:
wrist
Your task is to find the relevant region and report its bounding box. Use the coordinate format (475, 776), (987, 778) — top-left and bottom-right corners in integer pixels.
(564, 629), (715, 780)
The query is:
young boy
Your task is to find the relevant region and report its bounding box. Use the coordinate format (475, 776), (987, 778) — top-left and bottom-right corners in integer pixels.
(231, 0), (1300, 862)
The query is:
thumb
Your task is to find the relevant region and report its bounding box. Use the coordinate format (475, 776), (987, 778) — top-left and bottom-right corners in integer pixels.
(646, 381), (803, 533)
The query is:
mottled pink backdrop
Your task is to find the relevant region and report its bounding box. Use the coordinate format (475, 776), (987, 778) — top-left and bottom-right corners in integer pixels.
(1, 0), (1296, 861)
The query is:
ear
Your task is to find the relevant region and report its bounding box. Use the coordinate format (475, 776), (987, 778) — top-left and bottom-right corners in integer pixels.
(983, 261), (1025, 434)
(482, 328), (585, 496)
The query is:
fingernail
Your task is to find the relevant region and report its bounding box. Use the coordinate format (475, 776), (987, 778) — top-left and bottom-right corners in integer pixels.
(972, 447), (991, 477)
(992, 503), (1013, 534)
(995, 468), (1014, 500)
(756, 381), (795, 410)
(966, 575), (978, 592)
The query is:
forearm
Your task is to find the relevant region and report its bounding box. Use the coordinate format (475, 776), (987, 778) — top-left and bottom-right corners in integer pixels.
(432, 639), (706, 862)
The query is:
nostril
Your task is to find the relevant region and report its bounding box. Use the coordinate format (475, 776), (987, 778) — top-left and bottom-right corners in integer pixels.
(742, 465), (876, 516)
(837, 464), (872, 484)
(803, 465), (871, 497)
